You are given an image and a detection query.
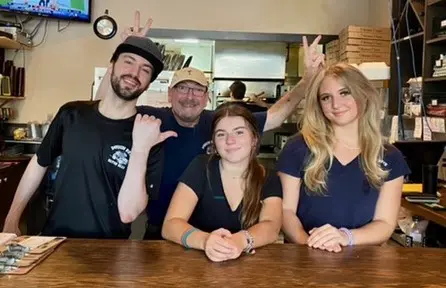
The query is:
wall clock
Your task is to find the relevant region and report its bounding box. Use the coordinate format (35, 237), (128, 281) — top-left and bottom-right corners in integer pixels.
(93, 10), (117, 40)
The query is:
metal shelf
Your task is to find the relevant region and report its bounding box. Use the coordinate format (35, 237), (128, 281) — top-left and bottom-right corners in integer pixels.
(4, 139), (42, 145)
(427, 0), (446, 6)
(426, 37), (446, 44)
(0, 96), (25, 108)
(392, 32), (424, 44)
(424, 77), (446, 82)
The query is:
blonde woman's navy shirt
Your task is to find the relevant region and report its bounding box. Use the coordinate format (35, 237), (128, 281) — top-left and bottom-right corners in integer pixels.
(276, 134), (411, 231)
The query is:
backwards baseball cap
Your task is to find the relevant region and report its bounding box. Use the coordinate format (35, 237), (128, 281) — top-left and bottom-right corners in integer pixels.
(170, 67), (208, 88)
(111, 36), (164, 82)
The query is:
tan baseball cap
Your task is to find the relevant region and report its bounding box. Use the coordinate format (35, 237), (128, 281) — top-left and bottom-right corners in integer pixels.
(170, 67), (208, 88)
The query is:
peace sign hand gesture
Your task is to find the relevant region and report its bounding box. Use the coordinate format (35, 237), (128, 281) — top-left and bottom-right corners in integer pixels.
(121, 11), (153, 41)
(302, 35), (325, 81)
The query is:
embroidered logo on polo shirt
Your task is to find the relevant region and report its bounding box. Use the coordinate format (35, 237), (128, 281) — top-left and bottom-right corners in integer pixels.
(108, 145), (131, 170)
(378, 159), (388, 167)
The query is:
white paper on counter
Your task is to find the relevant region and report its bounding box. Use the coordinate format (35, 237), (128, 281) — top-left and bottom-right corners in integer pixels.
(433, 118), (446, 133)
(423, 117), (432, 141)
(427, 117), (438, 133)
(411, 103), (422, 116)
(414, 117), (422, 138)
(423, 117), (446, 133)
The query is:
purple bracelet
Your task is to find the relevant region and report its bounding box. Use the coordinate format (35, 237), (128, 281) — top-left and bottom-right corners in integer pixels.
(339, 228), (354, 246)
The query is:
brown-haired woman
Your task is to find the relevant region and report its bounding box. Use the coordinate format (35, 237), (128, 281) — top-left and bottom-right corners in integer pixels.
(162, 102), (282, 262)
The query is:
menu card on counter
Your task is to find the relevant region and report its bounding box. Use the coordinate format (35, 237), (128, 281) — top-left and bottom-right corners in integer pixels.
(0, 234), (66, 275)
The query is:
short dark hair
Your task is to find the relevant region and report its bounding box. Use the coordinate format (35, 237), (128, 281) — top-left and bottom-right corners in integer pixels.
(229, 81), (246, 100)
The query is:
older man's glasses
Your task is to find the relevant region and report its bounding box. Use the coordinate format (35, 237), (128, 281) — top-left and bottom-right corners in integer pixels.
(175, 85), (207, 97)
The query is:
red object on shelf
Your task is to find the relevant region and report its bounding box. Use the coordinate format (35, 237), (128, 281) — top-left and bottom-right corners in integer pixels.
(426, 104), (446, 117)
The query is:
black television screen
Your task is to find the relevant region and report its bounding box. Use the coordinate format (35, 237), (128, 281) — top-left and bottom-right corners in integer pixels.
(0, 0), (91, 23)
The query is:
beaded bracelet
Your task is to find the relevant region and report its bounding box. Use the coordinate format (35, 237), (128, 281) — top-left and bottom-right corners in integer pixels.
(339, 227), (354, 246)
(241, 230), (255, 254)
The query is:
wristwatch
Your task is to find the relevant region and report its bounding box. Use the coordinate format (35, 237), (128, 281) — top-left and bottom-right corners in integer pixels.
(242, 230), (255, 254)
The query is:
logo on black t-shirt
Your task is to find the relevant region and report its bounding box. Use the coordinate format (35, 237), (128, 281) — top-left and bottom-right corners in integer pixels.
(108, 145), (131, 170)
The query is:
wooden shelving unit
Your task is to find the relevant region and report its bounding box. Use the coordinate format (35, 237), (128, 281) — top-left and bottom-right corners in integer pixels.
(389, 0), (425, 115)
(0, 37), (28, 50)
(426, 36), (446, 44)
(0, 35), (29, 130)
(424, 77), (446, 82)
(0, 96), (25, 108)
(427, 0), (446, 6)
(389, 0), (446, 114)
(0, 37), (29, 109)
(422, 0), (446, 106)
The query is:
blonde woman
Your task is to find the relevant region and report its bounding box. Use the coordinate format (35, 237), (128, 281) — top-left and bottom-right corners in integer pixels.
(277, 63), (410, 252)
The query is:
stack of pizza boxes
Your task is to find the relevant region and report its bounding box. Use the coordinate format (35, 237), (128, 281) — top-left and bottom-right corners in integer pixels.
(338, 25), (391, 66)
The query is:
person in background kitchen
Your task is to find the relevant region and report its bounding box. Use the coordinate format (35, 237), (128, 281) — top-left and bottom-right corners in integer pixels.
(162, 103), (282, 262)
(228, 80), (268, 113)
(95, 11), (325, 240)
(2, 22), (177, 238)
(277, 63), (411, 252)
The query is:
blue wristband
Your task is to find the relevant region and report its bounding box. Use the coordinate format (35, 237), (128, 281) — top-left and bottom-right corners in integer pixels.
(339, 227), (354, 246)
(181, 227), (198, 249)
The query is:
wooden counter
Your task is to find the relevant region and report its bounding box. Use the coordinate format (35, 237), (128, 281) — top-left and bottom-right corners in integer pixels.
(401, 192), (446, 228)
(0, 155), (32, 162)
(1, 239), (446, 287)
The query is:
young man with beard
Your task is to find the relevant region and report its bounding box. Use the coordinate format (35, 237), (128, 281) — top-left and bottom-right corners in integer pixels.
(96, 13), (325, 240)
(2, 35), (177, 239)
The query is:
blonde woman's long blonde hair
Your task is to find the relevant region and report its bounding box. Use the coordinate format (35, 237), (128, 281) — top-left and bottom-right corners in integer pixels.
(300, 63), (388, 195)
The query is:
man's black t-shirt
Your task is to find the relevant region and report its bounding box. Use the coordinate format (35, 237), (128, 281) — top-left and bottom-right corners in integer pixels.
(36, 101), (163, 239)
(178, 154), (282, 233)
